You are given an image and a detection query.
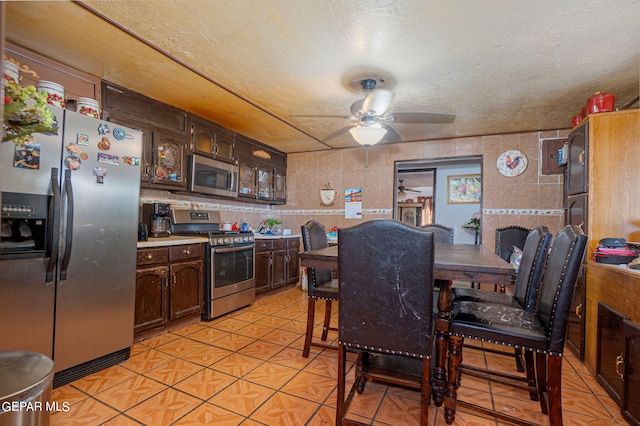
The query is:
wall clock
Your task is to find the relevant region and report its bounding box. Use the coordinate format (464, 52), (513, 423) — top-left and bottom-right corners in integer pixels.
(497, 150), (528, 177)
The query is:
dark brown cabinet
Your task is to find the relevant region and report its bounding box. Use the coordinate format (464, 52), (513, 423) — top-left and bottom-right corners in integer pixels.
(597, 302), (626, 405)
(255, 237), (300, 293)
(135, 244), (203, 337)
(135, 248), (169, 334)
(191, 116), (235, 163)
(623, 319), (640, 425)
(566, 268), (586, 359)
(566, 121), (588, 196)
(102, 82), (190, 191)
(236, 135), (287, 204)
(597, 302), (640, 425)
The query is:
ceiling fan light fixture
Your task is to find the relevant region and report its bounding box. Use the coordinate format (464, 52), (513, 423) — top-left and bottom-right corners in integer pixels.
(349, 124), (387, 146)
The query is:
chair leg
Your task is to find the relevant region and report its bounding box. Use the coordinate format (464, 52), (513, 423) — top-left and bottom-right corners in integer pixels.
(524, 350), (538, 401)
(303, 297), (316, 358)
(514, 348), (525, 372)
(536, 352), (549, 415)
(547, 354), (564, 426)
(444, 335), (464, 425)
(355, 352), (367, 394)
(336, 344), (347, 426)
(421, 358), (432, 426)
(322, 299), (333, 341)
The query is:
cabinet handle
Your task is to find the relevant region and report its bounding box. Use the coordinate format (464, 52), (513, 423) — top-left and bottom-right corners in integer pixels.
(173, 274), (177, 285)
(575, 303), (582, 318)
(578, 150), (585, 166)
(183, 249), (191, 255)
(146, 254), (153, 260)
(615, 354), (625, 380)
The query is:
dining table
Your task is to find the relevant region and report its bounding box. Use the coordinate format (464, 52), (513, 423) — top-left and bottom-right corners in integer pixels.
(298, 242), (515, 407)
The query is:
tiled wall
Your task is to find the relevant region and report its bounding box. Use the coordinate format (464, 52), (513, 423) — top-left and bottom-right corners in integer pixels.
(281, 129), (569, 251)
(141, 129), (570, 251)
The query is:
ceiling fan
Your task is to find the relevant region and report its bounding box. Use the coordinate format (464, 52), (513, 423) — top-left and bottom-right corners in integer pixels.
(296, 78), (455, 146)
(397, 179), (421, 196)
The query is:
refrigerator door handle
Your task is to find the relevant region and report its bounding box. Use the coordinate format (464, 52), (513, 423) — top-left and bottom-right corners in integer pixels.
(60, 169), (74, 280)
(45, 168), (61, 283)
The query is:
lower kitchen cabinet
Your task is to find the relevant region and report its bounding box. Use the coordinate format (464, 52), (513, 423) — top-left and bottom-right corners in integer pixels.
(588, 262), (640, 425)
(566, 267), (586, 359)
(623, 319), (640, 425)
(255, 237), (300, 293)
(135, 244), (203, 337)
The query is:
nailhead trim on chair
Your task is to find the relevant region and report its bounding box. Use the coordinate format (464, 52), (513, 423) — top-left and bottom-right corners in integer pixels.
(340, 342), (426, 358)
(450, 228), (581, 359)
(447, 333), (565, 357)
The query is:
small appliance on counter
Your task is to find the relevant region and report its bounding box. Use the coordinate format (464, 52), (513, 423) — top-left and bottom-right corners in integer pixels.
(142, 203), (172, 238)
(137, 223), (148, 242)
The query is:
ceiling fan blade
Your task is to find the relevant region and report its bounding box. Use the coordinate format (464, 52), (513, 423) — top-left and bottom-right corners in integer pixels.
(391, 112), (456, 124)
(362, 89), (394, 115)
(380, 123), (403, 143)
(322, 124), (356, 142)
(291, 114), (351, 119)
(350, 99), (364, 115)
(405, 188), (421, 193)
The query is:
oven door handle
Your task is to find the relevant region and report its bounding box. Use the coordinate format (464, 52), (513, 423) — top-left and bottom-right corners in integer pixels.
(213, 245), (255, 254)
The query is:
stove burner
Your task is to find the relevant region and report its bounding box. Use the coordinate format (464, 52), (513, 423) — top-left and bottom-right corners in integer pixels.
(170, 210), (254, 246)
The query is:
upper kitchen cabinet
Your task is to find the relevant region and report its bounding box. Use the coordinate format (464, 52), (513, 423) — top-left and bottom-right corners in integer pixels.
(102, 82), (189, 190)
(236, 135), (287, 204)
(190, 115), (236, 164)
(5, 42), (101, 104)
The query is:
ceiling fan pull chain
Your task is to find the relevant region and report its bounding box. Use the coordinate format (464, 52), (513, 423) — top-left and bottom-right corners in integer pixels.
(365, 146), (369, 168)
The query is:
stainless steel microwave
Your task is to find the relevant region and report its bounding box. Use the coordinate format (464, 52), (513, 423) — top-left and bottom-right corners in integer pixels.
(189, 154), (238, 198)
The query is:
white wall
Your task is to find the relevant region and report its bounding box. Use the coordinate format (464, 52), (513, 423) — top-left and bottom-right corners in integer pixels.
(433, 163), (482, 244)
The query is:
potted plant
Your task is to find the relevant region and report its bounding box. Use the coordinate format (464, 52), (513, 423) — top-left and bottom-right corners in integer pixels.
(265, 218), (282, 234)
(3, 74), (57, 144)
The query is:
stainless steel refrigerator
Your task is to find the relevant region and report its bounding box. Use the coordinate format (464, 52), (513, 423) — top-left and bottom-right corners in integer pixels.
(0, 106), (142, 383)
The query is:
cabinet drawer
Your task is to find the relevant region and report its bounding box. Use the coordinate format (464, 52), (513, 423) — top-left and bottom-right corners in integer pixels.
(272, 239), (287, 250)
(137, 248), (169, 266)
(169, 244), (204, 262)
(287, 237), (300, 250)
(255, 240), (273, 251)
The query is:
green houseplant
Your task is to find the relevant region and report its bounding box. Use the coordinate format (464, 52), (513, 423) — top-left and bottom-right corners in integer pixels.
(3, 76), (57, 144)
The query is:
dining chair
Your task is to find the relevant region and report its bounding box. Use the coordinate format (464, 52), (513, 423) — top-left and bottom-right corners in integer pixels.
(443, 225), (587, 426)
(421, 223), (454, 244)
(300, 220), (339, 358)
(495, 225), (531, 262)
(421, 223), (454, 292)
(337, 219), (435, 426)
(451, 226), (552, 375)
(491, 225), (531, 292)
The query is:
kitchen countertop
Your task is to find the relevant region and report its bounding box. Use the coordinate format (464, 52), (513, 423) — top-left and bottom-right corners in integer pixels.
(137, 235), (209, 248)
(253, 234), (301, 239)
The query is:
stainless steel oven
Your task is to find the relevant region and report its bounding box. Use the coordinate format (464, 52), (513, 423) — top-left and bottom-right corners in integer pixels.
(171, 210), (255, 320)
(188, 154), (238, 198)
(207, 237), (255, 319)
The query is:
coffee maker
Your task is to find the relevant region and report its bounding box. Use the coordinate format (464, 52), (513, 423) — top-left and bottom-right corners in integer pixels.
(142, 203), (172, 238)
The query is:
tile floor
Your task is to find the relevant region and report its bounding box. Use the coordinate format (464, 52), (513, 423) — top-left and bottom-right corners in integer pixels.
(50, 286), (630, 425)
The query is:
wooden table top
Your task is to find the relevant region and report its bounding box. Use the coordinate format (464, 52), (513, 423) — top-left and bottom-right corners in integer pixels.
(299, 243), (514, 286)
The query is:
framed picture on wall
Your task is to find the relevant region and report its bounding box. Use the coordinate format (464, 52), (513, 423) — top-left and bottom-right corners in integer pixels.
(447, 174), (481, 204)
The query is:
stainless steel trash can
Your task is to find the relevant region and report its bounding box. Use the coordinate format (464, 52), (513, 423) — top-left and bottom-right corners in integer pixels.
(0, 351), (54, 426)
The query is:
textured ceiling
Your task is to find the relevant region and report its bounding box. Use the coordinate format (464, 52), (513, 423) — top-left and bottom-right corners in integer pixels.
(4, 0), (640, 153)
